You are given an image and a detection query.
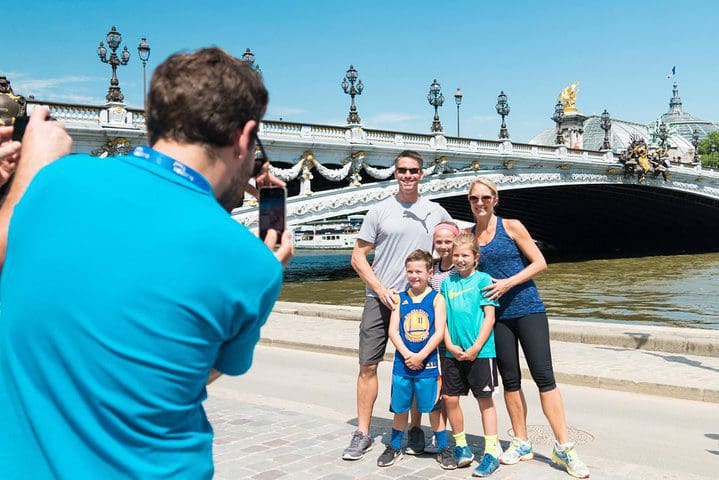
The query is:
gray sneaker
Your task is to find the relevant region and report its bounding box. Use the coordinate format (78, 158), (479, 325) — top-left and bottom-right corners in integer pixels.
(405, 426), (425, 455)
(342, 430), (373, 460)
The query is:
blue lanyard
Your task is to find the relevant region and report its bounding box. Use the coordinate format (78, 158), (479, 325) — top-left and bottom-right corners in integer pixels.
(131, 145), (213, 195)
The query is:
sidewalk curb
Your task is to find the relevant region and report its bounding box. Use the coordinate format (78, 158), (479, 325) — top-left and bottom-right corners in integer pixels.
(273, 301), (719, 357)
(258, 337), (719, 404)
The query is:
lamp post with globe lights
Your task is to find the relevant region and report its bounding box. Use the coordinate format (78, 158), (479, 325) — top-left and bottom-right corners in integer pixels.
(97, 26), (131, 103)
(427, 79), (444, 133)
(341, 65), (364, 125)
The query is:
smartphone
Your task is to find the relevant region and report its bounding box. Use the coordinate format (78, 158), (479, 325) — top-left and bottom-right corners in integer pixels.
(10, 115), (56, 142)
(259, 186), (286, 241)
(11, 116), (30, 142)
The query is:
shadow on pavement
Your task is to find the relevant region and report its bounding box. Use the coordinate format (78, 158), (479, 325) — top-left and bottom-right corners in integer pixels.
(345, 416), (556, 465)
(597, 346), (719, 373)
(706, 433), (719, 455)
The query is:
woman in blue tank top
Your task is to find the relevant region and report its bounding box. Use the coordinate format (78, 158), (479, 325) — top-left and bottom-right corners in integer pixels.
(466, 178), (590, 479)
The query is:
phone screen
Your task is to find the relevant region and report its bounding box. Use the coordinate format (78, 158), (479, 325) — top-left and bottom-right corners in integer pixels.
(11, 116), (30, 142)
(259, 187), (286, 240)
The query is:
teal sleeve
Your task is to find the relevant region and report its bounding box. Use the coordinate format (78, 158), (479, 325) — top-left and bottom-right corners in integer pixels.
(478, 274), (499, 307)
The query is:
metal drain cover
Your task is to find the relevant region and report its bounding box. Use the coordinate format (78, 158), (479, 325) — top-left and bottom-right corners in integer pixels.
(508, 425), (594, 445)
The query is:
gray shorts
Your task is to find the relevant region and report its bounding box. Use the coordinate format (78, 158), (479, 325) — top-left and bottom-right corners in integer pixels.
(359, 296), (391, 365)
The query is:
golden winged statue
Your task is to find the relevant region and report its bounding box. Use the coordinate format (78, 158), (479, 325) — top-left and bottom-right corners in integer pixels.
(558, 82), (580, 113)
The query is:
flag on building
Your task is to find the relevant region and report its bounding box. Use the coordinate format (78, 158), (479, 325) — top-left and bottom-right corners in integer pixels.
(667, 66), (676, 78)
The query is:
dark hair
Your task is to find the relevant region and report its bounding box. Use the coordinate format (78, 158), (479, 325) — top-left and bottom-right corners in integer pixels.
(405, 249), (433, 270)
(394, 150), (424, 169)
(146, 47), (268, 149)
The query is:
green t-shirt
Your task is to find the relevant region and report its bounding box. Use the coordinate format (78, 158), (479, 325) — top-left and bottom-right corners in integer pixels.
(441, 271), (499, 359)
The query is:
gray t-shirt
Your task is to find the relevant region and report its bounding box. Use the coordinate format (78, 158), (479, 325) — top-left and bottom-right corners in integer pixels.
(358, 195), (451, 297)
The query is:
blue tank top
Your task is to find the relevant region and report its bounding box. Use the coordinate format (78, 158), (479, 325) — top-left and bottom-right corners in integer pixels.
(393, 290), (440, 378)
(477, 217), (545, 320)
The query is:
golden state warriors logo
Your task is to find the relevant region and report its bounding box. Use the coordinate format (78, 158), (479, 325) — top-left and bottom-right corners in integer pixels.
(403, 309), (430, 342)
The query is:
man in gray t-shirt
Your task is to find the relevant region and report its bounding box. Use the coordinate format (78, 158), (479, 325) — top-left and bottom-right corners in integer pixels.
(342, 150), (451, 461)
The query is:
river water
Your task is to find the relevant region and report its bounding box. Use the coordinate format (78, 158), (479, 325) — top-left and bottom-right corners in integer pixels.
(280, 251), (719, 329)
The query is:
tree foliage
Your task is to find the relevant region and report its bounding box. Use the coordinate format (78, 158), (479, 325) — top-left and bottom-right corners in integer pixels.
(697, 131), (719, 168)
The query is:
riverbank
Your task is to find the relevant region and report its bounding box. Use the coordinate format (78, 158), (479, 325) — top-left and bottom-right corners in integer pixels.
(265, 301), (719, 403)
(281, 251), (719, 329)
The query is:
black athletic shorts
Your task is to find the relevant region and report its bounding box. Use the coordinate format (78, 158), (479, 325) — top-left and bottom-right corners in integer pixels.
(442, 356), (498, 398)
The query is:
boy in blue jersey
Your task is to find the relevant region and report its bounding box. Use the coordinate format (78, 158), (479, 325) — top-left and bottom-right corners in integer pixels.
(378, 249), (457, 470)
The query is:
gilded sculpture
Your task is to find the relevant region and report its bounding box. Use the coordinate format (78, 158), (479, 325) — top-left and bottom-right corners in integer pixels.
(558, 82), (580, 113)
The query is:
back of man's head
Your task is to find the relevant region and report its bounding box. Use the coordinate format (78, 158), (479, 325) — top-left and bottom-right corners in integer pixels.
(146, 47), (268, 149)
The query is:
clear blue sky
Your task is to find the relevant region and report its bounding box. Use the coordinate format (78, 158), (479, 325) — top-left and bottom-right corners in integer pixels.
(4, 0), (718, 142)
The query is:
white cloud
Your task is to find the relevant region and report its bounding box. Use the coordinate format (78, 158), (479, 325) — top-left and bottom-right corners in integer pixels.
(267, 106), (306, 118)
(50, 93), (105, 104)
(4, 74), (106, 103)
(370, 113), (421, 124)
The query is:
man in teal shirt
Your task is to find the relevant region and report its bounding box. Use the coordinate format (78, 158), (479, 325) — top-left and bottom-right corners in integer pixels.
(0, 47), (292, 479)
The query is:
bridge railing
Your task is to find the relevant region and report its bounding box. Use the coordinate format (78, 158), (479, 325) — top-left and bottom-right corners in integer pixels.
(26, 99), (617, 161)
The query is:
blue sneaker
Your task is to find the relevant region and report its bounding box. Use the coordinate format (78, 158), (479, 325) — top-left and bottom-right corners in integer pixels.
(473, 453), (500, 477)
(453, 445), (475, 468)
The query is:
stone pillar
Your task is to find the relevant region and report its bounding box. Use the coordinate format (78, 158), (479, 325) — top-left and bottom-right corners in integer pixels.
(562, 112), (587, 149)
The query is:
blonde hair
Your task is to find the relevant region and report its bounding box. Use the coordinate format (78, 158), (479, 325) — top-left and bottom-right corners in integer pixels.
(469, 177), (498, 197)
(452, 233), (480, 256)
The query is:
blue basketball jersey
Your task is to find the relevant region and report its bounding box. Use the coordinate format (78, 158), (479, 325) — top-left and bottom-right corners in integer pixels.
(393, 290), (440, 378)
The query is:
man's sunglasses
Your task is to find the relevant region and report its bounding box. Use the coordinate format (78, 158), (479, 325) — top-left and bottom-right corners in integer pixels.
(236, 136), (269, 209)
(395, 167), (421, 175)
(253, 136), (269, 177)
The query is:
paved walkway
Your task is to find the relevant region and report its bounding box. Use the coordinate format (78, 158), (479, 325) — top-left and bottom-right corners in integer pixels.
(263, 302), (719, 403)
(206, 384), (715, 480)
(202, 302), (719, 479)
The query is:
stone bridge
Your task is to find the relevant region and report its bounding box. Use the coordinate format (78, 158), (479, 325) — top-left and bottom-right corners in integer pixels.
(30, 100), (719, 257)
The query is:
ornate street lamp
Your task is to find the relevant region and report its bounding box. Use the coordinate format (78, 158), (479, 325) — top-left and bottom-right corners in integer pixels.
(552, 100), (565, 145)
(658, 121), (668, 147)
(97, 26), (131, 103)
(691, 129), (700, 163)
(341, 65), (363, 125)
(454, 88), (463, 136)
(496, 91), (510, 139)
(241, 48), (261, 75)
(600, 109), (612, 150)
(137, 37), (151, 110)
(427, 79), (444, 133)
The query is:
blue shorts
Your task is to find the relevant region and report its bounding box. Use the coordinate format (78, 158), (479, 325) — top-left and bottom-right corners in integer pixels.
(390, 375), (440, 413)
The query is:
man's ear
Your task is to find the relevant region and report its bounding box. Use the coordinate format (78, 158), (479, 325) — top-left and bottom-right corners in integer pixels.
(236, 120), (258, 159)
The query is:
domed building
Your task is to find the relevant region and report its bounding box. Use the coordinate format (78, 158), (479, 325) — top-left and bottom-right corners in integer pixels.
(660, 82), (719, 141)
(528, 82), (717, 163)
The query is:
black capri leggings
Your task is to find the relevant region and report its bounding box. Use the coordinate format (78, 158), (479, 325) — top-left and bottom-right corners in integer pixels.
(493, 312), (557, 393)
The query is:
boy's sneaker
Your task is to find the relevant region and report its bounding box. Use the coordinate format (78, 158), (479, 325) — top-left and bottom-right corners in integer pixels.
(436, 446), (458, 470)
(552, 442), (590, 478)
(473, 453), (500, 477)
(377, 445), (403, 467)
(424, 434), (439, 453)
(499, 437), (534, 465)
(453, 445), (475, 468)
(342, 430), (373, 460)
(405, 426), (425, 455)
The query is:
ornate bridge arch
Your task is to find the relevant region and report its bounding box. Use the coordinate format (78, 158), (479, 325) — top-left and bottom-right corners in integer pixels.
(231, 165), (719, 230)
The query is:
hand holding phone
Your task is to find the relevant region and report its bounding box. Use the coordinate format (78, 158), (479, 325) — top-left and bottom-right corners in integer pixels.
(259, 186), (286, 241)
(11, 115), (57, 142)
